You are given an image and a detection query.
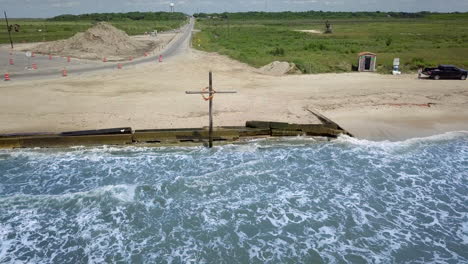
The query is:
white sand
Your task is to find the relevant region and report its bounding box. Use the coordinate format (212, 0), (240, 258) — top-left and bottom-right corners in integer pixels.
(1, 49), (468, 140)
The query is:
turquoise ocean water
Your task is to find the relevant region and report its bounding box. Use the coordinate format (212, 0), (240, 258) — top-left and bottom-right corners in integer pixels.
(0, 132), (467, 263)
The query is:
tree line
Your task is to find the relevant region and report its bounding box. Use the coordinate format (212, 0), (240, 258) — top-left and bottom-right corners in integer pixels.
(49, 12), (187, 21)
(193, 11), (467, 20)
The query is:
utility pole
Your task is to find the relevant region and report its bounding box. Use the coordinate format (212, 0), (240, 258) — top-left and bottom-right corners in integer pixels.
(185, 72), (237, 148)
(4, 11), (14, 49)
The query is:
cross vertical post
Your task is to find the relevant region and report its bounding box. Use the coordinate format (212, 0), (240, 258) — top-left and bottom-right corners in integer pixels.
(208, 71), (213, 148)
(185, 72), (237, 148)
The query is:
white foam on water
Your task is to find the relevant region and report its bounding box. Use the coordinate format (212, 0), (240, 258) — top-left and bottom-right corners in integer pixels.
(335, 131), (468, 151)
(0, 224), (14, 261)
(0, 131), (467, 263)
(0, 184), (137, 204)
(0, 144), (206, 161)
(0, 184), (146, 263)
(110, 185), (137, 202)
(316, 226), (338, 249)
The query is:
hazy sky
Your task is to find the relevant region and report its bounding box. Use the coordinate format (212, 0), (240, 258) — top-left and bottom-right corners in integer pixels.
(1, 0), (467, 18)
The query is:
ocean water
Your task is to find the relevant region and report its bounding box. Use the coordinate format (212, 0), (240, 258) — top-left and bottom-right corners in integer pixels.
(0, 132), (467, 264)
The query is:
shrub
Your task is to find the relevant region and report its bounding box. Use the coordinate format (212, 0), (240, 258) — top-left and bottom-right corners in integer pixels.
(293, 62), (307, 73)
(385, 37), (393, 46)
(405, 57), (428, 70)
(304, 43), (314, 51)
(269, 47), (285, 56)
(334, 61), (352, 72)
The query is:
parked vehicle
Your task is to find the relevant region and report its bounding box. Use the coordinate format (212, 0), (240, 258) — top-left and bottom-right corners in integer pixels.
(422, 65), (467, 80)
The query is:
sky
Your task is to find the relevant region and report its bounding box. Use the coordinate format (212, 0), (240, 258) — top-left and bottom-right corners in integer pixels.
(1, 0), (467, 18)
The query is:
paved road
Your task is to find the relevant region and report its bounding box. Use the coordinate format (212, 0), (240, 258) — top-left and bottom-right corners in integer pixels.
(0, 18), (194, 81)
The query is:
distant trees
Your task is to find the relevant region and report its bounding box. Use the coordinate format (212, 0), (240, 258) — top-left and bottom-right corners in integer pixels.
(49, 12), (187, 22)
(193, 11), (466, 20)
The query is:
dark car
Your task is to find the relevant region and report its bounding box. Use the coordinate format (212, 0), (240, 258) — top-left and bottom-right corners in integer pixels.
(422, 65), (467, 80)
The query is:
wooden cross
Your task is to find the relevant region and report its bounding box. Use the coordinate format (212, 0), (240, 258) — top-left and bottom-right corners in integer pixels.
(186, 71), (237, 148)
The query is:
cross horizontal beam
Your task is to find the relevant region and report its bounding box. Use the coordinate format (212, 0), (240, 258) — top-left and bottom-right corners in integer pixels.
(185, 91), (237, 94)
(185, 72), (237, 148)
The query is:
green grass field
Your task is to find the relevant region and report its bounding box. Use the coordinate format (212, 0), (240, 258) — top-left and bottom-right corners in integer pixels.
(0, 19), (187, 45)
(193, 15), (468, 73)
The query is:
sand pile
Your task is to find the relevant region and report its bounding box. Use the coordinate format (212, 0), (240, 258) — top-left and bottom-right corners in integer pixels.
(33, 22), (155, 60)
(260, 61), (301, 75)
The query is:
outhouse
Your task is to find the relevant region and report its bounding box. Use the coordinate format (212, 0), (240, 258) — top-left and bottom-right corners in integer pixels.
(358, 52), (377, 72)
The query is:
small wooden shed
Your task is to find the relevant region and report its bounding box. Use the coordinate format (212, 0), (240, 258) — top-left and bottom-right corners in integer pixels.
(358, 52), (377, 72)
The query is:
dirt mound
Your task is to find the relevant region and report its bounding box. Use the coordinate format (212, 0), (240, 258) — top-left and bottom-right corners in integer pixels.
(260, 61), (302, 75)
(33, 22), (155, 60)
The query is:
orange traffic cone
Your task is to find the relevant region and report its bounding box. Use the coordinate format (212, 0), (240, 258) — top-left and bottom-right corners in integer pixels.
(159, 55), (162, 62)
(9, 58), (14, 65)
(4, 73), (10, 81)
(32, 63), (37, 70)
(62, 68), (67, 77)
(117, 63), (123, 69)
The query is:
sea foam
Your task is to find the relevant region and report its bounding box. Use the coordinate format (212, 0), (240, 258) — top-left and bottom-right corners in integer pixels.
(0, 132), (467, 263)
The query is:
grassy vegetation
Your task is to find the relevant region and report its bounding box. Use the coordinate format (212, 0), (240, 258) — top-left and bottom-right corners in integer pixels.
(0, 12), (187, 44)
(193, 13), (468, 74)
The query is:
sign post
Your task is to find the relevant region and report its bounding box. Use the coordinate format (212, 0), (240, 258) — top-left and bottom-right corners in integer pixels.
(392, 58), (401, 75)
(185, 71), (237, 148)
(25, 51), (32, 70)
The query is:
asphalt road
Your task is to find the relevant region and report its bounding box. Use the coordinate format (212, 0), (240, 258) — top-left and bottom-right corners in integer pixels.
(0, 18), (194, 81)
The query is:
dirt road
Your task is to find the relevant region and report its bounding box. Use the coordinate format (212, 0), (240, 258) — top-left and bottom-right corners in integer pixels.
(0, 19), (193, 81)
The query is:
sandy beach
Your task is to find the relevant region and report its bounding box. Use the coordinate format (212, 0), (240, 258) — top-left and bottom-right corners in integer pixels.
(1, 48), (467, 140)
